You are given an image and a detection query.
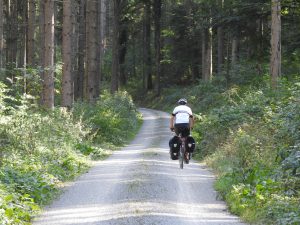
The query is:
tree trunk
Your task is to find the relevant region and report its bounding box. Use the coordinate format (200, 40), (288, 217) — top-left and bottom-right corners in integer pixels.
(71, 1), (79, 101)
(111, 0), (120, 93)
(6, 0), (18, 68)
(99, 0), (106, 86)
(42, 0), (55, 109)
(231, 33), (239, 68)
(105, 0), (110, 48)
(38, 0), (45, 104)
(96, 0), (102, 97)
(27, 0), (36, 66)
(132, 38), (136, 78)
(119, 28), (127, 86)
(217, 0), (224, 75)
(39, 0), (45, 69)
(206, 23), (213, 81)
(19, 1), (27, 68)
(154, 0), (162, 96)
(217, 26), (224, 75)
(143, 1), (152, 91)
(53, 1), (60, 75)
(270, 0), (281, 89)
(202, 29), (206, 79)
(202, 25), (212, 81)
(100, 0), (107, 55)
(225, 32), (231, 84)
(74, 0), (85, 101)
(0, 0), (3, 68)
(6, 0), (11, 66)
(85, 0), (99, 102)
(12, 2), (17, 67)
(62, 0), (73, 108)
(257, 18), (264, 59)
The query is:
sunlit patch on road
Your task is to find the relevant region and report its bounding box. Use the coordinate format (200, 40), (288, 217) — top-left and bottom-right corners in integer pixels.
(34, 201), (242, 225)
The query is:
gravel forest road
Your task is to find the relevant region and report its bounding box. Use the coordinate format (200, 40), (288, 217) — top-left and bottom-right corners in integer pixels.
(33, 108), (246, 225)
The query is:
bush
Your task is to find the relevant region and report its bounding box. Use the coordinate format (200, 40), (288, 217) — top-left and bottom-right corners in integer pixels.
(0, 183), (39, 225)
(72, 91), (142, 146)
(0, 102), (90, 224)
(142, 75), (300, 224)
(0, 85), (141, 224)
(202, 79), (300, 224)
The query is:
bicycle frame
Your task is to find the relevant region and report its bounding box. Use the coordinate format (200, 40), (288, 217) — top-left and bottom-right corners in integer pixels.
(178, 134), (187, 169)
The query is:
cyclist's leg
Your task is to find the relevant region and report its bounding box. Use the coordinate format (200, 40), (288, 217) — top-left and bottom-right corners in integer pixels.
(175, 123), (189, 136)
(181, 125), (190, 163)
(174, 125), (180, 136)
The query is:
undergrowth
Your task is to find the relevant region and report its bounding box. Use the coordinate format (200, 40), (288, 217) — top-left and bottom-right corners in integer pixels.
(0, 83), (141, 224)
(141, 74), (300, 225)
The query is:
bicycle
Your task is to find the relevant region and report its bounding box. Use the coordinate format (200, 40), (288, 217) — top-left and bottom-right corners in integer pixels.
(178, 132), (191, 169)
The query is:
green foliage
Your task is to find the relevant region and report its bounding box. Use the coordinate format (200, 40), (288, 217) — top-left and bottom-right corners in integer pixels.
(73, 91), (142, 146)
(281, 146), (300, 176)
(263, 195), (300, 225)
(204, 80), (300, 224)
(0, 184), (39, 225)
(75, 143), (111, 160)
(0, 82), (8, 114)
(0, 164), (58, 205)
(0, 96), (90, 224)
(144, 73), (300, 224)
(0, 84), (141, 224)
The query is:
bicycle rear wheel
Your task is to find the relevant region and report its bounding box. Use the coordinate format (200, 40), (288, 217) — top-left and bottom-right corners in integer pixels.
(179, 145), (184, 169)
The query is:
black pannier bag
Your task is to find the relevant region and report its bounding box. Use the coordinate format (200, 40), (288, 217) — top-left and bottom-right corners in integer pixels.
(169, 136), (180, 160)
(186, 136), (195, 153)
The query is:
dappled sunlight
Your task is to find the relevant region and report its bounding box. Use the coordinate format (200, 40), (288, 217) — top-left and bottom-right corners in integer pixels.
(136, 131), (170, 137)
(146, 171), (214, 179)
(100, 158), (178, 168)
(140, 109), (170, 121)
(74, 171), (214, 185)
(135, 135), (170, 142)
(34, 201), (241, 225)
(70, 159), (216, 192)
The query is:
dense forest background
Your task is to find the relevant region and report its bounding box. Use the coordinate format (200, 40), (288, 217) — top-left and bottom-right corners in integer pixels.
(1, 0), (298, 104)
(0, 0), (299, 224)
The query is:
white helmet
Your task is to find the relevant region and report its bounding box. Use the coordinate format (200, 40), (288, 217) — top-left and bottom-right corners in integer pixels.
(178, 98), (187, 105)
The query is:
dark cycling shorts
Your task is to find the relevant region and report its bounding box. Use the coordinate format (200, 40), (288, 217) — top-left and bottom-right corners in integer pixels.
(174, 123), (190, 137)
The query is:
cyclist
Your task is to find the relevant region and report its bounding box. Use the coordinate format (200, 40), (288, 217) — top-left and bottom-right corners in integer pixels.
(169, 98), (194, 160)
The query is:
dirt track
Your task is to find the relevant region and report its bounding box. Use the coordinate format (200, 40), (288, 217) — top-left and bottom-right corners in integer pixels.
(33, 108), (246, 225)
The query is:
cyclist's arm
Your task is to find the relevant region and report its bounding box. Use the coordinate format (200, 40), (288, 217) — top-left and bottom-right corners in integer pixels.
(189, 115), (194, 129)
(170, 114), (175, 130)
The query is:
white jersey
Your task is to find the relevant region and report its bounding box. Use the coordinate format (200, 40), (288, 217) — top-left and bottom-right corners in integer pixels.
(172, 105), (193, 124)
